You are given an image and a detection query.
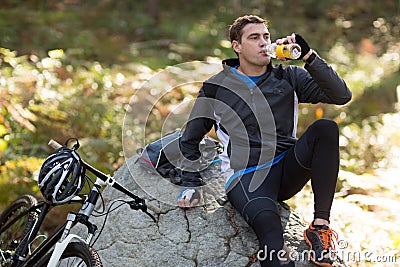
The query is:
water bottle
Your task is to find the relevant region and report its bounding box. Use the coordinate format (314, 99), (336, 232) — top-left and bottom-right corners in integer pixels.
(263, 43), (302, 59)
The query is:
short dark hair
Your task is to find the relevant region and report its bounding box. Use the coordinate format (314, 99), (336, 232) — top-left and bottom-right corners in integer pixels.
(229, 15), (268, 43)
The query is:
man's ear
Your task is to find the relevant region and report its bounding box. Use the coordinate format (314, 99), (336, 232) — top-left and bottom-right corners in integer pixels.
(232, 40), (241, 54)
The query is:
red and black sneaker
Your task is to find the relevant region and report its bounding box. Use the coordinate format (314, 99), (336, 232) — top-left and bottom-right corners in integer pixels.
(304, 223), (338, 267)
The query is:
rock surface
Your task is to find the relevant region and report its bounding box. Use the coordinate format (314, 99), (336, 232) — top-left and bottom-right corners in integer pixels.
(91, 156), (345, 267)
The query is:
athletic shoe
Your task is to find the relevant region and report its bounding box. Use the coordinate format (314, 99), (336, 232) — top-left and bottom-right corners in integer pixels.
(304, 223), (338, 267)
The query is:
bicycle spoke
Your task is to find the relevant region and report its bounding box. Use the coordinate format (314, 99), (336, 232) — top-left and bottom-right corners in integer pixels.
(57, 257), (87, 267)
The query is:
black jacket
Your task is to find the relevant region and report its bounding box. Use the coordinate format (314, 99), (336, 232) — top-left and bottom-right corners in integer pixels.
(179, 56), (352, 187)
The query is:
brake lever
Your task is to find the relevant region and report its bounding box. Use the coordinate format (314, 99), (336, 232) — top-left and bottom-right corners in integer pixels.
(128, 199), (156, 222)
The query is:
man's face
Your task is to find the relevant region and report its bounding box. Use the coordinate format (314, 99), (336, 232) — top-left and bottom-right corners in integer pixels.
(232, 23), (271, 67)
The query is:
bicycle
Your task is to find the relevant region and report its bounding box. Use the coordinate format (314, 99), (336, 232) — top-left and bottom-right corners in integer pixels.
(0, 138), (155, 267)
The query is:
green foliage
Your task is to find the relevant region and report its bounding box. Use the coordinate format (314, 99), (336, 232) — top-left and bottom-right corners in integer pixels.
(340, 113), (400, 174)
(343, 69), (400, 122)
(0, 45), (186, 152)
(0, 47), (137, 208)
(0, 0), (398, 68)
(0, 156), (42, 205)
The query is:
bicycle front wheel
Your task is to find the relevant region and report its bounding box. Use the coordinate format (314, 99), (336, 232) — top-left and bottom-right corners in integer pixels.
(40, 242), (102, 267)
(0, 195), (38, 266)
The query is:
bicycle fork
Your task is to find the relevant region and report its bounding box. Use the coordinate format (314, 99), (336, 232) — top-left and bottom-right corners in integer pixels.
(47, 180), (102, 266)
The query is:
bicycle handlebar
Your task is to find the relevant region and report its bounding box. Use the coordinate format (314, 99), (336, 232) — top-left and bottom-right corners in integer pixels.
(48, 139), (63, 150)
(48, 139), (156, 222)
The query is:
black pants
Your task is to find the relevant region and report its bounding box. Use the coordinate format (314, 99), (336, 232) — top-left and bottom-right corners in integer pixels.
(227, 119), (339, 266)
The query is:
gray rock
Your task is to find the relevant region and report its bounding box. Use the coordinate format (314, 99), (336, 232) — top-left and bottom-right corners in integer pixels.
(91, 156), (346, 267)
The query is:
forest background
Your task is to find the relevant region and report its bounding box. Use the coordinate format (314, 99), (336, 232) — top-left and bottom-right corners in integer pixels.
(0, 0), (399, 266)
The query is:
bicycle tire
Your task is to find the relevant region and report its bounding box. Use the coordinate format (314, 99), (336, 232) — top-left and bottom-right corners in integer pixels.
(38, 242), (102, 267)
(0, 195), (38, 266)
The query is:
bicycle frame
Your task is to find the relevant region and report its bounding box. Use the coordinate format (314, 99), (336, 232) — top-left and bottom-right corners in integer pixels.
(9, 139), (154, 267)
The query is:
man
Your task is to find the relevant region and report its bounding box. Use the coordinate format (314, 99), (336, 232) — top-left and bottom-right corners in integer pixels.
(177, 15), (351, 267)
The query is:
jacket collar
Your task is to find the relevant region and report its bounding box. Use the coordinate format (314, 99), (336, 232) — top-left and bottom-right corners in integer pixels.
(221, 58), (273, 83)
(222, 58), (240, 68)
(222, 58), (272, 72)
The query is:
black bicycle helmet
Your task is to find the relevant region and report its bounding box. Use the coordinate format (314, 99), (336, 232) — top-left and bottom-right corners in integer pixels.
(38, 140), (86, 204)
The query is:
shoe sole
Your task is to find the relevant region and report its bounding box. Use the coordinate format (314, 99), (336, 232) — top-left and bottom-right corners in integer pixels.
(303, 230), (333, 267)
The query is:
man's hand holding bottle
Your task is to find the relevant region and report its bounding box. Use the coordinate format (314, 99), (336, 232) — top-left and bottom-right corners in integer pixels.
(264, 33), (313, 61)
